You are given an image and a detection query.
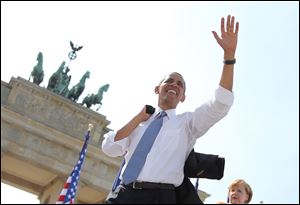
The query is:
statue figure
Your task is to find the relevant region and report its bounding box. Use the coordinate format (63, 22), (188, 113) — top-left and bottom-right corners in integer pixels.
(58, 67), (72, 97)
(81, 84), (110, 111)
(29, 52), (44, 85)
(67, 71), (90, 102)
(47, 61), (66, 93)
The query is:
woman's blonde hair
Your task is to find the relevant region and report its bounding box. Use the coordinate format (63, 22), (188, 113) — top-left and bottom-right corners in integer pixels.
(228, 179), (253, 203)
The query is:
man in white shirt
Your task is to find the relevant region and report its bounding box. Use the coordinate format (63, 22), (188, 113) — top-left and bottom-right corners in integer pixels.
(102, 14), (239, 204)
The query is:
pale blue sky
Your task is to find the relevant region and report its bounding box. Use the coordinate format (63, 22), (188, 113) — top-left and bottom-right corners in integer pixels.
(1, 1), (299, 204)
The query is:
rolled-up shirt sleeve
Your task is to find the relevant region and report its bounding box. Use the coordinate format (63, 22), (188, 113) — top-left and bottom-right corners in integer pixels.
(101, 131), (129, 157)
(187, 86), (234, 138)
(215, 85), (234, 106)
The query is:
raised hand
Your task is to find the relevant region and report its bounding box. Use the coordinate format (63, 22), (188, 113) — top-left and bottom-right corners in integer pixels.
(212, 15), (239, 58)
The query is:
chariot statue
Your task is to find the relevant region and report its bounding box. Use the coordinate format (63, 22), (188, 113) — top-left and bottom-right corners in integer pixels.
(67, 71), (90, 102)
(81, 84), (110, 111)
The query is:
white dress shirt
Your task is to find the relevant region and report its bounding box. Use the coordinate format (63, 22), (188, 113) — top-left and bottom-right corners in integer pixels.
(102, 86), (234, 187)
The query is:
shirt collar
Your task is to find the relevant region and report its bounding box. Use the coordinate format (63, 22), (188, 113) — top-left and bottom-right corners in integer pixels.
(156, 108), (176, 119)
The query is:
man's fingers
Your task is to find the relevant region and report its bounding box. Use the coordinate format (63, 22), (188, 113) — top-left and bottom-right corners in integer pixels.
(235, 22), (239, 34)
(212, 31), (221, 44)
(226, 15), (231, 32)
(230, 16), (235, 33)
(221, 17), (225, 34)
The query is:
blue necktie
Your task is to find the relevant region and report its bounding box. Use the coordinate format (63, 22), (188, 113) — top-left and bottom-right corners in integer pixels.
(122, 111), (167, 185)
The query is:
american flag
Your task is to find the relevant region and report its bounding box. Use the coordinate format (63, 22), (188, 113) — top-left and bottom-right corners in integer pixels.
(111, 158), (125, 192)
(56, 131), (91, 204)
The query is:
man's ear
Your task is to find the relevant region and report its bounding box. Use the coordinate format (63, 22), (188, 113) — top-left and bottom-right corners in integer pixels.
(154, 86), (159, 94)
(180, 94), (186, 102)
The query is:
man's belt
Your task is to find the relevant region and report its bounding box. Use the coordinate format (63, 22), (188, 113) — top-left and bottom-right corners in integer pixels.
(125, 181), (175, 190)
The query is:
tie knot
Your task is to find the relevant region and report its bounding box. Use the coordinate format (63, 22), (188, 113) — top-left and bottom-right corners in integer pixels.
(158, 111), (167, 119)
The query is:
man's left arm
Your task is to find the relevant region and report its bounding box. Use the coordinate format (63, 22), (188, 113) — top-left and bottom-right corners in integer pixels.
(212, 15), (239, 92)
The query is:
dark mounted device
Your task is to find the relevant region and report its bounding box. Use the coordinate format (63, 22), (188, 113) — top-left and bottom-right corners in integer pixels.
(146, 105), (155, 115)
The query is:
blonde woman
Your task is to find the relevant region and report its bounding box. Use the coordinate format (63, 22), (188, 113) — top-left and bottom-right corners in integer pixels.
(218, 179), (253, 204)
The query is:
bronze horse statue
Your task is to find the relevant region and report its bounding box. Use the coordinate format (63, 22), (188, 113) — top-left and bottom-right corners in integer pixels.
(81, 84), (110, 111)
(29, 52), (44, 85)
(67, 71), (90, 102)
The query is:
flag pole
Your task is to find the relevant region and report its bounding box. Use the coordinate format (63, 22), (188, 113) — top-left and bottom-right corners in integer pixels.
(88, 123), (93, 133)
(195, 178), (199, 191)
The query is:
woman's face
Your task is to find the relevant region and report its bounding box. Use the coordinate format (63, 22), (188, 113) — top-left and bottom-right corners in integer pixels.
(228, 184), (249, 204)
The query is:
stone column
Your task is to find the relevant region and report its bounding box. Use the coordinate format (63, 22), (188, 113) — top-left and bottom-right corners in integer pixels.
(38, 178), (64, 204)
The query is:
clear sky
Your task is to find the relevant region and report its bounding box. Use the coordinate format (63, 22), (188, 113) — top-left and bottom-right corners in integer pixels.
(1, 1), (299, 204)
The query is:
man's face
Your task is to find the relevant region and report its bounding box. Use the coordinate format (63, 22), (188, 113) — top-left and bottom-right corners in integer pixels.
(155, 73), (186, 110)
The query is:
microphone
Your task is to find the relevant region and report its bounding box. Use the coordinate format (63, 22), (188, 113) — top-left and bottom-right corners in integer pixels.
(146, 105), (155, 115)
